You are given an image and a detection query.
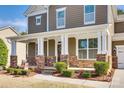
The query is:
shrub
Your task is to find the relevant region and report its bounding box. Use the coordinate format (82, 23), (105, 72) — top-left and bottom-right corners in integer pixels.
(81, 71), (91, 78)
(94, 61), (109, 76)
(0, 39), (8, 67)
(54, 62), (67, 73)
(6, 67), (29, 75)
(62, 70), (74, 77)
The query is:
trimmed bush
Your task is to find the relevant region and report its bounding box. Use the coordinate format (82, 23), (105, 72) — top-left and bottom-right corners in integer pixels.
(81, 71), (91, 78)
(62, 70), (74, 77)
(0, 39), (8, 67)
(54, 62), (67, 73)
(6, 67), (29, 75)
(94, 61), (109, 76)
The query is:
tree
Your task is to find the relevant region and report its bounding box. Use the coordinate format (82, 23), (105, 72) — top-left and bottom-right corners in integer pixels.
(0, 39), (8, 66)
(118, 9), (124, 15)
(20, 32), (28, 35)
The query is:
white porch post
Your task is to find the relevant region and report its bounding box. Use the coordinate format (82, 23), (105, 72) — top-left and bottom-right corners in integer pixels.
(55, 39), (58, 62)
(97, 32), (102, 54)
(64, 35), (68, 55)
(61, 35), (65, 55)
(37, 37), (44, 56)
(102, 31), (107, 54)
(11, 40), (16, 56)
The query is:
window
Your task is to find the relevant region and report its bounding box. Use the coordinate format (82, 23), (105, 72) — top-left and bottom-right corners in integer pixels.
(78, 38), (98, 60)
(56, 7), (66, 29)
(35, 16), (41, 25)
(84, 5), (95, 25)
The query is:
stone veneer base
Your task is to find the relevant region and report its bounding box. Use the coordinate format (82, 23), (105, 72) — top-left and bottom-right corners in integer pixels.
(10, 55), (17, 68)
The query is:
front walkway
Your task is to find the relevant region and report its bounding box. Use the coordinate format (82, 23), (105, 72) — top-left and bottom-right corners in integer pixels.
(110, 69), (124, 88)
(33, 74), (111, 88)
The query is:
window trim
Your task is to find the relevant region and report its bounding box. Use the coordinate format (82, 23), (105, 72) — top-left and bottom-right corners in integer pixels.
(35, 15), (42, 26)
(78, 38), (98, 60)
(56, 7), (66, 29)
(84, 5), (96, 25)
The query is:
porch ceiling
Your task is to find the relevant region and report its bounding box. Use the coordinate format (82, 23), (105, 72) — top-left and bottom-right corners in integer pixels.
(7, 24), (108, 43)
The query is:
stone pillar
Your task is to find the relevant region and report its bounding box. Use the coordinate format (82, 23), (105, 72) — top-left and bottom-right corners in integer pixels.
(35, 56), (45, 73)
(10, 56), (17, 68)
(96, 54), (106, 62)
(112, 56), (118, 68)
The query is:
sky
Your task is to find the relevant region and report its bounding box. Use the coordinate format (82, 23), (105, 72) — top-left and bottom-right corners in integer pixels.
(0, 5), (28, 32)
(117, 5), (124, 10)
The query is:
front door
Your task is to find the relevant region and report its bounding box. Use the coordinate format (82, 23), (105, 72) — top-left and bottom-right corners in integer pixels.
(117, 46), (124, 69)
(57, 42), (61, 61)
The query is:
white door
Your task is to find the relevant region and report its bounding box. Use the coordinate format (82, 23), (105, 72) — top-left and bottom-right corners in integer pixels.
(117, 46), (124, 69)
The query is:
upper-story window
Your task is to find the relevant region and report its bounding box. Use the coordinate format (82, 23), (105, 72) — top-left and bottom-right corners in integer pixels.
(56, 7), (66, 29)
(84, 5), (95, 25)
(35, 16), (41, 26)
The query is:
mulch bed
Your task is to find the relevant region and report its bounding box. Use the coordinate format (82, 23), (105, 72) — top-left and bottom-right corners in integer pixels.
(53, 69), (115, 82)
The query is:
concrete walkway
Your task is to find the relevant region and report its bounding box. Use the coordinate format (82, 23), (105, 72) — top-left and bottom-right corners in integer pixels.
(110, 69), (124, 88)
(33, 74), (110, 88)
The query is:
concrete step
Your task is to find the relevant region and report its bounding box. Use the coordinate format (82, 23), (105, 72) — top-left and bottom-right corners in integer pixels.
(41, 69), (55, 75)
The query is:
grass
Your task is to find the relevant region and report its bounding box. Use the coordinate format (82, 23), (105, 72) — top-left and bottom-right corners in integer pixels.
(0, 74), (87, 88)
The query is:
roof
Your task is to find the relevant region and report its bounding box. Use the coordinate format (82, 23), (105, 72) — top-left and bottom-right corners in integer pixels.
(0, 26), (20, 36)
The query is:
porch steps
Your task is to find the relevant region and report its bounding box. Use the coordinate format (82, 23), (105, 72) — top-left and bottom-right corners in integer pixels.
(41, 67), (56, 75)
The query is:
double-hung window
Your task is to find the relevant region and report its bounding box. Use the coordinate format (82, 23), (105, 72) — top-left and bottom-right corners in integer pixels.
(56, 7), (66, 29)
(84, 5), (95, 25)
(35, 16), (41, 26)
(78, 38), (98, 60)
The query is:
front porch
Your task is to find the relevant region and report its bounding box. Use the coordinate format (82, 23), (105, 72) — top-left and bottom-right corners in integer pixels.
(8, 24), (112, 70)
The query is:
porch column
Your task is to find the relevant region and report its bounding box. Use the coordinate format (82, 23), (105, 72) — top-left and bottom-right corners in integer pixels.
(64, 35), (69, 55)
(11, 40), (16, 56)
(61, 35), (65, 55)
(97, 32), (102, 54)
(60, 35), (68, 62)
(35, 37), (45, 73)
(37, 37), (44, 56)
(10, 40), (17, 67)
(102, 31), (107, 54)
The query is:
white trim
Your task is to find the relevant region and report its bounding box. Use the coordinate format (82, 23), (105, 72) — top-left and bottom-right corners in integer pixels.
(56, 7), (66, 29)
(26, 10), (47, 17)
(84, 5), (96, 25)
(77, 38), (98, 60)
(8, 24), (108, 41)
(35, 15), (41, 26)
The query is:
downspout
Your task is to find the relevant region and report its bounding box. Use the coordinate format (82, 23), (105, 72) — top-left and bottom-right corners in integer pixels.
(47, 6), (49, 32)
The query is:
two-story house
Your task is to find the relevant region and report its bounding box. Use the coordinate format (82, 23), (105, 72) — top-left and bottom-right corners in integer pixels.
(8, 5), (123, 71)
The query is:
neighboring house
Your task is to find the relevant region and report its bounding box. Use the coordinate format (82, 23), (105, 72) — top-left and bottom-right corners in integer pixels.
(0, 26), (26, 67)
(8, 5), (124, 70)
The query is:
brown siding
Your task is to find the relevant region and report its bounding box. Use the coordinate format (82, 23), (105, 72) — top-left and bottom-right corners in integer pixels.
(69, 38), (76, 56)
(115, 22), (124, 33)
(49, 5), (107, 31)
(28, 13), (47, 34)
